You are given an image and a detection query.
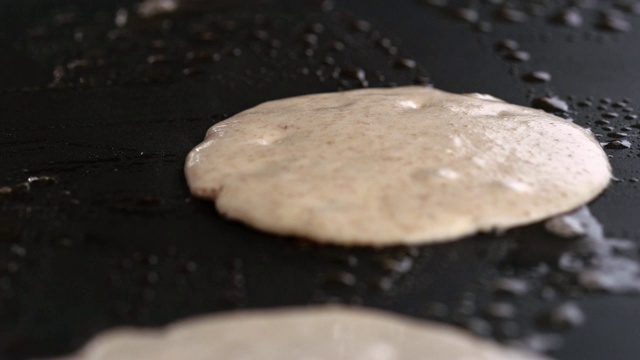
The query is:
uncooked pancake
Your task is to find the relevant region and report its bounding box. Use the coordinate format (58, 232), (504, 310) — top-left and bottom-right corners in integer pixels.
(58, 306), (549, 360)
(185, 86), (611, 246)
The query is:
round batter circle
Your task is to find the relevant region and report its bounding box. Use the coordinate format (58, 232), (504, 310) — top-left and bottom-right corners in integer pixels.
(185, 87), (611, 246)
(60, 306), (549, 360)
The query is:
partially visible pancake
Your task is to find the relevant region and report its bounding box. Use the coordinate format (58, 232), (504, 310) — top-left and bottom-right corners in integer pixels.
(185, 86), (611, 246)
(58, 306), (550, 360)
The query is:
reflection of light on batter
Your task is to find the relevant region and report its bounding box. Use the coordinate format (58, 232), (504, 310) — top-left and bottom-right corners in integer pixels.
(437, 168), (460, 180)
(501, 179), (532, 193)
(399, 100), (418, 109)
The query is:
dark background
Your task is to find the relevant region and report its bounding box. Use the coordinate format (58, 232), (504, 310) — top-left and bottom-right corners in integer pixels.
(2, 0), (640, 359)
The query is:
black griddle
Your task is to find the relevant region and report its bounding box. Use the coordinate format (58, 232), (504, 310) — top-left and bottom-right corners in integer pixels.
(2, 1), (640, 359)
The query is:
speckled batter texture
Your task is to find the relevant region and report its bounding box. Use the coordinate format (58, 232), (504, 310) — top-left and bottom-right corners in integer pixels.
(59, 306), (549, 360)
(185, 86), (611, 246)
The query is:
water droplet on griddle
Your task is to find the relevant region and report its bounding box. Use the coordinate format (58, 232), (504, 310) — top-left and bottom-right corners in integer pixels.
(251, 29), (269, 41)
(340, 66), (367, 81)
(539, 302), (585, 330)
(513, 334), (564, 353)
(10, 245), (26, 258)
(504, 50), (530, 62)
(598, 12), (632, 32)
(302, 33), (319, 46)
(484, 302), (517, 319)
(498, 8), (528, 23)
(608, 131), (628, 138)
(147, 54), (169, 64)
(328, 41), (345, 51)
(492, 278), (530, 296)
(394, 58), (417, 69)
(351, 19), (372, 32)
(495, 39), (520, 52)
(322, 271), (356, 287)
(531, 96), (569, 113)
(308, 23), (325, 34)
(374, 276), (394, 291)
(474, 21), (493, 33)
(380, 257), (413, 273)
(178, 261), (197, 273)
(376, 37), (392, 49)
(413, 75), (431, 85)
(522, 71), (552, 83)
(553, 8), (584, 27)
(26, 176), (57, 186)
(325, 253), (358, 267)
(451, 8), (479, 23)
(115, 8), (128, 27)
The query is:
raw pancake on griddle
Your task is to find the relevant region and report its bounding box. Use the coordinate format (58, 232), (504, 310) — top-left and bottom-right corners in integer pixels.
(59, 306), (550, 360)
(185, 86), (610, 246)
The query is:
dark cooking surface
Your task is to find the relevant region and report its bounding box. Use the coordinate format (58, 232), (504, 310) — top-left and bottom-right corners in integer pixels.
(2, 0), (640, 359)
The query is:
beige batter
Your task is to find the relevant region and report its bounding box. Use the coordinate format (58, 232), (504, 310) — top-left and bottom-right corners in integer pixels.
(59, 306), (549, 360)
(185, 86), (611, 246)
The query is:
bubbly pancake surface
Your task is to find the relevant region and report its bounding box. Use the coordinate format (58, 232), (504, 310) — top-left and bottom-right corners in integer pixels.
(185, 86), (611, 246)
(60, 306), (550, 360)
